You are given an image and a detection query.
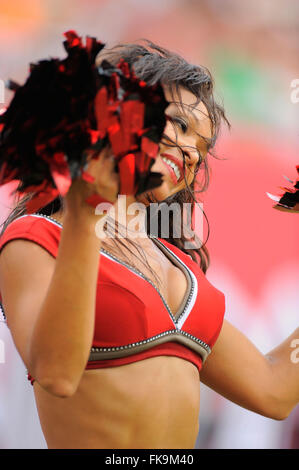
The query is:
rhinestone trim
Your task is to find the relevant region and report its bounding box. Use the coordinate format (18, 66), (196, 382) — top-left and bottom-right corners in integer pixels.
(32, 213), (63, 227)
(0, 302), (6, 321)
(31, 214), (195, 325)
(90, 329), (211, 354)
(100, 238), (195, 325)
(14, 213), (64, 228)
(100, 247), (178, 323)
(152, 237), (196, 326)
(23, 215), (196, 325)
(22, 214), (209, 360)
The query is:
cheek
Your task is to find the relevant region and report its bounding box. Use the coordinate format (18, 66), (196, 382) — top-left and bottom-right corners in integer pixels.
(163, 121), (178, 143)
(183, 162), (198, 186)
(137, 164), (194, 204)
(186, 170), (196, 187)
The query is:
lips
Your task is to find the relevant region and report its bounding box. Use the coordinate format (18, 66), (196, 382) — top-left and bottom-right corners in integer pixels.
(160, 153), (184, 184)
(161, 158), (178, 184)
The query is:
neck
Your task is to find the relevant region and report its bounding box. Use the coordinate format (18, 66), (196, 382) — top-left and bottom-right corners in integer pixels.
(55, 194), (150, 242)
(108, 194), (148, 241)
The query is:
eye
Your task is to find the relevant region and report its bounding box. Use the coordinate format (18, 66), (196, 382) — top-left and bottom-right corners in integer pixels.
(172, 116), (188, 133)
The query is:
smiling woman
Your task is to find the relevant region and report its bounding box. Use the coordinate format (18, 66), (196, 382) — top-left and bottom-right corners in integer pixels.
(0, 38), (230, 449)
(1, 40), (229, 278)
(92, 40), (230, 275)
(1, 36), (297, 450)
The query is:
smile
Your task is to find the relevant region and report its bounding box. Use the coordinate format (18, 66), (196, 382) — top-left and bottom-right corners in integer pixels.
(160, 155), (183, 184)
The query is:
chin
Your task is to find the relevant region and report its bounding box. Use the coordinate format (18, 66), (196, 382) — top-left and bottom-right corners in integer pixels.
(137, 179), (181, 205)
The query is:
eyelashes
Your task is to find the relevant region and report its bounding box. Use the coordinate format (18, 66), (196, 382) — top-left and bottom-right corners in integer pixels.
(170, 116), (188, 133)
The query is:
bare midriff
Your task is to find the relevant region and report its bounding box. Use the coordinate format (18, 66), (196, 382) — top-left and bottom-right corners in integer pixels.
(33, 356), (200, 449)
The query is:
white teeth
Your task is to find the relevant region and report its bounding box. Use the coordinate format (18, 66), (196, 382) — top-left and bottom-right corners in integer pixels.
(162, 157), (181, 180)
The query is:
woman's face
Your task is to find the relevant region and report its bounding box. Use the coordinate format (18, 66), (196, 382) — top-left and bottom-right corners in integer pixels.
(136, 85), (213, 204)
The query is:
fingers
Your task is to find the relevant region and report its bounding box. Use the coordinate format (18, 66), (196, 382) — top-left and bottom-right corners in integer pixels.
(85, 148), (113, 172)
(85, 145), (111, 162)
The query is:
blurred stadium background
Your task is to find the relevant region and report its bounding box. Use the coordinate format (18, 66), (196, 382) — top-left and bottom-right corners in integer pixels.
(0, 0), (298, 449)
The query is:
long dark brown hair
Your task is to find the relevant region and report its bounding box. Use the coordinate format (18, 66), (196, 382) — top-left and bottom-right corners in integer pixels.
(0, 40), (230, 290)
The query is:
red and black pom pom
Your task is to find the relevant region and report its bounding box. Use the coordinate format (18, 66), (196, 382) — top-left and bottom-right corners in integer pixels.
(266, 165), (299, 213)
(0, 30), (168, 213)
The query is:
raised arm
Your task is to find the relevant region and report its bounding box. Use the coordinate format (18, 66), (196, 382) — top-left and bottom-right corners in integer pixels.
(200, 319), (299, 420)
(0, 149), (119, 398)
(0, 214), (102, 398)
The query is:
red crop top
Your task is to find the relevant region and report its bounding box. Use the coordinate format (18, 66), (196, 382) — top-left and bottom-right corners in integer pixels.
(0, 214), (226, 384)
